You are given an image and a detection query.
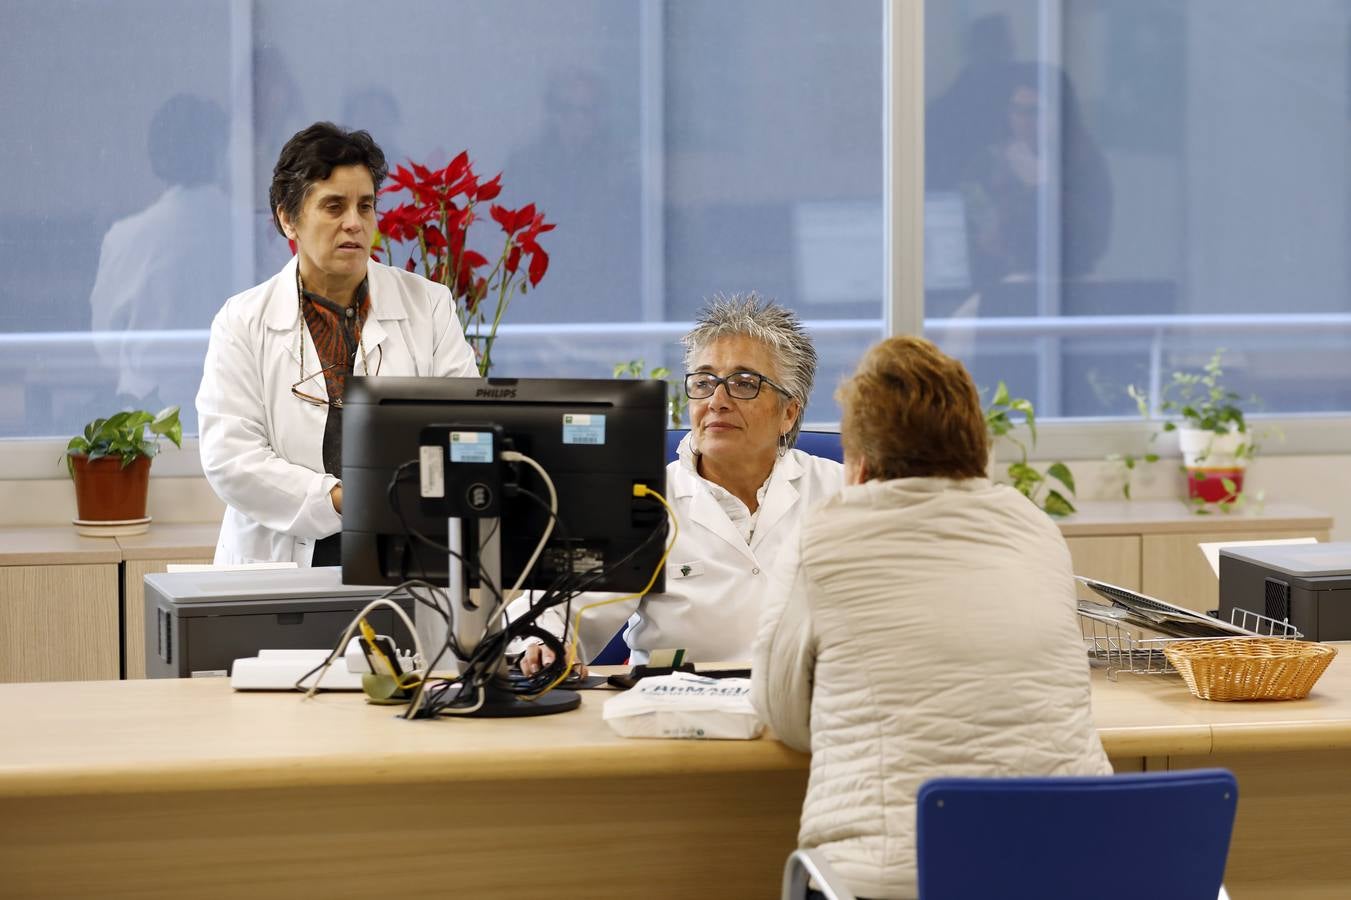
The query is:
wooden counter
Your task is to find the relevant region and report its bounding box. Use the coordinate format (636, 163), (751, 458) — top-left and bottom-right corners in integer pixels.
(0, 502), (1333, 682)
(1057, 500), (1331, 613)
(3, 651), (1351, 898)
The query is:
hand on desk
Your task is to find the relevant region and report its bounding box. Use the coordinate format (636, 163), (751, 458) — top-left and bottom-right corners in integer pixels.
(519, 643), (588, 679)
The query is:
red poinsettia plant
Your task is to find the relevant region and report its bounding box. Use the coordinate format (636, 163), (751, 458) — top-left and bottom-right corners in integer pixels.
(374, 152), (554, 375)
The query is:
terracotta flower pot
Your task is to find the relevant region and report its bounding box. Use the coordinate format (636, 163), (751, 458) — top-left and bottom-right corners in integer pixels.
(1177, 427), (1247, 504)
(69, 454), (152, 521)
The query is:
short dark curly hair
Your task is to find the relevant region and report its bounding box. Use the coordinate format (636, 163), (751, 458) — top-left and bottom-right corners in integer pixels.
(268, 121), (388, 236)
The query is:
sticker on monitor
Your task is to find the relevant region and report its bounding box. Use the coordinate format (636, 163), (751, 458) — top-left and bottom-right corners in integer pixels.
(449, 430), (494, 464)
(562, 413), (606, 445)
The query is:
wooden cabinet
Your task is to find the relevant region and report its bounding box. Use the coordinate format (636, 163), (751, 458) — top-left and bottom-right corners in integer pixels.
(0, 526), (216, 683)
(0, 504), (1337, 683)
(1060, 501), (1332, 613)
(0, 531), (121, 682)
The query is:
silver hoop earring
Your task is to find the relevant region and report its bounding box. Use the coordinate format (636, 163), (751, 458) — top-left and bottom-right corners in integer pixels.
(777, 433), (789, 458)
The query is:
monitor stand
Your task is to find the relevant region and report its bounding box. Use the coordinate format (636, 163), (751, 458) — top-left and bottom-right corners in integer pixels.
(415, 516), (579, 718)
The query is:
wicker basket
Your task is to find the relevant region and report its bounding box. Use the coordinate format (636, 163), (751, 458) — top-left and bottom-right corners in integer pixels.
(1162, 638), (1338, 701)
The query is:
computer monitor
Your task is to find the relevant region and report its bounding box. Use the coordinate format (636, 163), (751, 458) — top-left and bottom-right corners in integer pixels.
(339, 375), (668, 716)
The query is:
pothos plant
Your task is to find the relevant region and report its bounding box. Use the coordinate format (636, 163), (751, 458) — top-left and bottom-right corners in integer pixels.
(1118, 349), (1267, 510)
(613, 360), (688, 428)
(984, 382), (1077, 516)
(62, 406), (183, 476)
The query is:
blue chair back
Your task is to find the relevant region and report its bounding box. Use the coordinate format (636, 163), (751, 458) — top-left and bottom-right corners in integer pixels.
(590, 625), (630, 666)
(665, 429), (843, 463)
(916, 769), (1237, 900)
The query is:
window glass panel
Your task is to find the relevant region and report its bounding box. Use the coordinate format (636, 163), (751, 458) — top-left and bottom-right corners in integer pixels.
(1, 0), (239, 440)
(924, 1), (1351, 419)
(0, 0), (883, 442)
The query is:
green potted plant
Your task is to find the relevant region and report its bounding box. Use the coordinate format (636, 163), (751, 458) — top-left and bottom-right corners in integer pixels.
(1127, 349), (1257, 505)
(983, 382), (1077, 516)
(63, 406), (182, 535)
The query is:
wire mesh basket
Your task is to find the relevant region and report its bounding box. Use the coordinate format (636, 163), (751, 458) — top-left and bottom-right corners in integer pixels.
(1080, 606), (1300, 681)
(1163, 637), (1338, 701)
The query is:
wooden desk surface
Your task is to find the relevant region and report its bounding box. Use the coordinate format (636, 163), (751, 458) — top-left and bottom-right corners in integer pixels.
(0, 523), (217, 566)
(3, 646), (1350, 800)
(4, 653), (1351, 900)
(0, 676), (806, 799)
(1056, 499), (1332, 537)
(0, 526), (122, 566)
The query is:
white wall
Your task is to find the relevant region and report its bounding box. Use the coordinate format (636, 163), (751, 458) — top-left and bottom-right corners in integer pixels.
(6, 450), (1347, 540)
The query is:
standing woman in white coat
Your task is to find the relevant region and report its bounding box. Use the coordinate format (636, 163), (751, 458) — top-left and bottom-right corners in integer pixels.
(197, 122), (478, 566)
(517, 294), (843, 672)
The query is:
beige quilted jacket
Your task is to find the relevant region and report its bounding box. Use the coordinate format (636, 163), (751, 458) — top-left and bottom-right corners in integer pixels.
(752, 477), (1111, 899)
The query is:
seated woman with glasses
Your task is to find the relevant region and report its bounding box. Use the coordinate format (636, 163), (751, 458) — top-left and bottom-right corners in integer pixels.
(196, 122), (477, 566)
(516, 294), (843, 673)
(752, 336), (1110, 900)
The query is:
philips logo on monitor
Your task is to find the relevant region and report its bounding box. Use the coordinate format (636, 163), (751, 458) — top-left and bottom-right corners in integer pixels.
(475, 387), (517, 399)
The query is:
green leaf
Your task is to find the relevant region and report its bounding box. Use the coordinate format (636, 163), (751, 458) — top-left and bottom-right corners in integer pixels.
(1144, 453), (1159, 463)
(1007, 462), (1043, 485)
(1042, 490), (1076, 517)
(149, 407), (182, 448)
(991, 381), (1010, 407)
(650, 366), (670, 380)
(1046, 461), (1076, 495)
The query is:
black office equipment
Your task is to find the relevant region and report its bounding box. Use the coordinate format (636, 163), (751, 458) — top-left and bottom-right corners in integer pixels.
(144, 567), (414, 678)
(1220, 543), (1351, 641)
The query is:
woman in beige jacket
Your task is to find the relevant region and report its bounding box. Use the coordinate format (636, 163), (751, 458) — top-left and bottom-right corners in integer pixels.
(752, 336), (1110, 900)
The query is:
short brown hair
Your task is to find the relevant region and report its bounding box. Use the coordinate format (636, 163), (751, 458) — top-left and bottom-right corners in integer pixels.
(269, 122), (388, 237)
(837, 336), (989, 480)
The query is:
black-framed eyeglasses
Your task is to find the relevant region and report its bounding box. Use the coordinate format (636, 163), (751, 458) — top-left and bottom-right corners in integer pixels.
(684, 370), (791, 401)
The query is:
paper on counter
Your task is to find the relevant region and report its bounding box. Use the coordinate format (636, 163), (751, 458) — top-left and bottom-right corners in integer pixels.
(166, 561), (299, 573)
(1197, 538), (1318, 578)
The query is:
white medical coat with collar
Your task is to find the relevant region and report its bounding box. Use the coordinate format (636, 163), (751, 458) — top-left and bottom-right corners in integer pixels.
(196, 256), (478, 566)
(520, 434), (843, 664)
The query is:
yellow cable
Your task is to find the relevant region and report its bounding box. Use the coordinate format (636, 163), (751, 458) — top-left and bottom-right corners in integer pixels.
(523, 484), (677, 700)
(357, 617), (421, 690)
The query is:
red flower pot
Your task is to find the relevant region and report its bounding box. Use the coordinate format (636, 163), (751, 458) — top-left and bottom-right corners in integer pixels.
(69, 454), (151, 521)
(1185, 466), (1245, 504)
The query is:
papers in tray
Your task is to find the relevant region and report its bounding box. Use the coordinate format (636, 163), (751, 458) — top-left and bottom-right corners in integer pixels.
(1076, 577), (1257, 639)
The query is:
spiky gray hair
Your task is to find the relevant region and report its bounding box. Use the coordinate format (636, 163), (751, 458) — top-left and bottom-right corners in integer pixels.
(681, 293), (817, 447)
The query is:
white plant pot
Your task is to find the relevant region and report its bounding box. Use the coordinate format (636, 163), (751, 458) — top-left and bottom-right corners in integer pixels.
(1177, 427), (1247, 469)
(1177, 426), (1248, 503)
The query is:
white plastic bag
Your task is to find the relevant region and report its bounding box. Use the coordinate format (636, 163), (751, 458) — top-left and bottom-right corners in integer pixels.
(602, 672), (765, 740)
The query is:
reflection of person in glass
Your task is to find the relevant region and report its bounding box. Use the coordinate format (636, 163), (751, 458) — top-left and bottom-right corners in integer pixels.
(504, 68), (640, 323)
(89, 94), (233, 407)
(960, 62), (1112, 287)
(197, 123), (477, 567)
(252, 46), (307, 279)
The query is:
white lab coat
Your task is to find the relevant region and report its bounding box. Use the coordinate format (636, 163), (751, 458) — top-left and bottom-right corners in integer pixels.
(515, 433), (844, 664)
(196, 256), (478, 565)
(89, 184), (235, 400)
